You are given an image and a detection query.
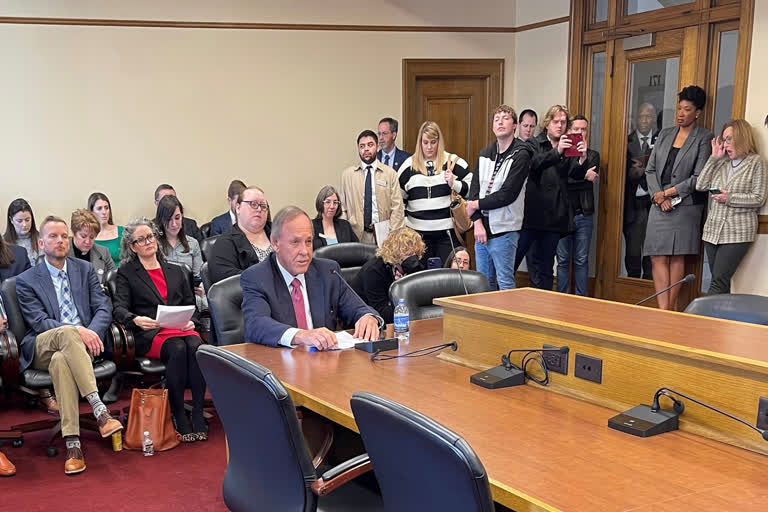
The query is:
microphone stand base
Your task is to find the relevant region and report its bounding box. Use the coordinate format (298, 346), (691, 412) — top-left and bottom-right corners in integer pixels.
(470, 365), (525, 389)
(355, 337), (399, 353)
(608, 405), (679, 437)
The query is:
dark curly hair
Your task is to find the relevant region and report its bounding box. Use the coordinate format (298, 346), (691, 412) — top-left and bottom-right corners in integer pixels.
(678, 85), (706, 110)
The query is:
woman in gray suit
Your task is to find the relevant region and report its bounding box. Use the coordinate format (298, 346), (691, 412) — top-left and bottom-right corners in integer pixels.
(644, 85), (713, 310)
(68, 209), (115, 285)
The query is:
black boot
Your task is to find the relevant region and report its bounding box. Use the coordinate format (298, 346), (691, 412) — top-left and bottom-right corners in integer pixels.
(103, 373), (124, 404)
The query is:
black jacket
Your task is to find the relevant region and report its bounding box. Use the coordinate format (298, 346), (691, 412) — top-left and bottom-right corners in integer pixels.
(351, 257), (395, 323)
(208, 223), (272, 285)
(566, 148), (600, 217)
(183, 217), (203, 243)
(311, 217), (359, 250)
(112, 258), (201, 356)
(0, 244), (30, 284)
(522, 133), (588, 233)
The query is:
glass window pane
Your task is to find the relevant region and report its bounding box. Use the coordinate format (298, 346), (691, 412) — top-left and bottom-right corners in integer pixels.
(626, 0), (693, 16)
(595, 0), (609, 22)
(588, 52), (606, 278)
(619, 57), (680, 279)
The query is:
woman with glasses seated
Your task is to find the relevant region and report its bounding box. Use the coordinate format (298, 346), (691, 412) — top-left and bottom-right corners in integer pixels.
(444, 246), (471, 271)
(208, 186), (272, 285)
(113, 217), (207, 442)
(312, 185), (359, 250)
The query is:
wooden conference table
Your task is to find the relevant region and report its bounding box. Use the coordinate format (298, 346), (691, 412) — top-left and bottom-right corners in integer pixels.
(223, 289), (768, 511)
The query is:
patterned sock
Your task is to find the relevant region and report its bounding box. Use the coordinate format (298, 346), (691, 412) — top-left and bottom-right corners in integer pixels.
(65, 435), (81, 450)
(85, 391), (107, 420)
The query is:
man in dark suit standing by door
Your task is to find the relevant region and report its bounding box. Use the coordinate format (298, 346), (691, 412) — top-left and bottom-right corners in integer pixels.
(16, 216), (122, 475)
(377, 117), (411, 172)
(623, 103), (657, 280)
(241, 207), (380, 349)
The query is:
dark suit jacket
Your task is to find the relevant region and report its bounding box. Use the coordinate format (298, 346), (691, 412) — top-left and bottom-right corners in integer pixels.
(210, 211), (235, 236)
(624, 131), (658, 223)
(377, 147), (411, 172)
(351, 257), (395, 323)
(68, 241), (115, 284)
(112, 258), (201, 356)
(0, 245), (31, 284)
(241, 253), (377, 347)
(15, 258), (112, 372)
(209, 223), (271, 285)
(183, 217), (203, 243)
(311, 217), (360, 250)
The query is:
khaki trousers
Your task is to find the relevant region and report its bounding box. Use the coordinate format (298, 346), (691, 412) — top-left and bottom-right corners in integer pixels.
(32, 326), (97, 437)
(360, 231), (376, 245)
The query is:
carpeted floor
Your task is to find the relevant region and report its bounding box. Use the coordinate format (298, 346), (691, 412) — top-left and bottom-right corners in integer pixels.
(0, 389), (228, 511)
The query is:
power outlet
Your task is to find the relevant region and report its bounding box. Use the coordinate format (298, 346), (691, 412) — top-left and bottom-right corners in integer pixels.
(757, 397), (768, 430)
(542, 344), (568, 375)
(574, 354), (602, 384)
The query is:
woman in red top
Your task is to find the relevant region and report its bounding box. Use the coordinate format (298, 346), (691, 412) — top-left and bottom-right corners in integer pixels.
(113, 218), (207, 442)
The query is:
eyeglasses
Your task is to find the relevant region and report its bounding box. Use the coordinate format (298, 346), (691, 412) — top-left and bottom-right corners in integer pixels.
(323, 200), (341, 206)
(454, 259), (470, 267)
(723, 136), (734, 144)
(241, 201), (269, 211)
(131, 233), (155, 246)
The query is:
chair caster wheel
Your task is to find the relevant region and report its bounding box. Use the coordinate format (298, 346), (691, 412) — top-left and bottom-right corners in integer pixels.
(47, 446), (58, 457)
(12, 439), (23, 448)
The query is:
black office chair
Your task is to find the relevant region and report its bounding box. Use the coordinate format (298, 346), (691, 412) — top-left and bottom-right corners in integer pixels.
(199, 222), (212, 240)
(206, 275), (243, 346)
(0, 277), (117, 455)
(200, 261), (212, 292)
(389, 269), (491, 320)
(314, 243), (377, 284)
(350, 392), (494, 512)
(196, 346), (382, 511)
(200, 235), (220, 263)
(0, 327), (24, 447)
(684, 294), (768, 325)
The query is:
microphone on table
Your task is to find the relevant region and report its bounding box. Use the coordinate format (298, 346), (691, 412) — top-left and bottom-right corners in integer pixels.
(635, 274), (695, 306)
(445, 229), (469, 295)
(470, 346), (570, 389)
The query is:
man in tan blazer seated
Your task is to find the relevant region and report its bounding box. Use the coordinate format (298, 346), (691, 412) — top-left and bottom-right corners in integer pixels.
(340, 130), (405, 244)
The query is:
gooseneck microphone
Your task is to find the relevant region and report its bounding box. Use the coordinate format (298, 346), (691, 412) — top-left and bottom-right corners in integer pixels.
(635, 274), (695, 305)
(330, 269), (386, 339)
(445, 229), (469, 295)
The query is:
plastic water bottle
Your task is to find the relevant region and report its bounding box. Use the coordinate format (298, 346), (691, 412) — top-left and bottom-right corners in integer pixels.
(142, 431), (154, 457)
(393, 299), (410, 343)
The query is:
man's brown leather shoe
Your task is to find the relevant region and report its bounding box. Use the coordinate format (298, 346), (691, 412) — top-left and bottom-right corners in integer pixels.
(0, 451), (16, 477)
(97, 412), (123, 438)
(40, 393), (59, 415)
(64, 447), (86, 475)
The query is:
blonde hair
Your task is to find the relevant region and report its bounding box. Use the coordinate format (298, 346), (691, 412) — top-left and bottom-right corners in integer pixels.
(70, 208), (101, 236)
(721, 119), (758, 158)
(541, 104), (570, 131)
(411, 121), (447, 175)
(376, 227), (426, 265)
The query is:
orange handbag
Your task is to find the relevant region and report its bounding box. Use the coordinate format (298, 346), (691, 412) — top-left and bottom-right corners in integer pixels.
(123, 386), (180, 451)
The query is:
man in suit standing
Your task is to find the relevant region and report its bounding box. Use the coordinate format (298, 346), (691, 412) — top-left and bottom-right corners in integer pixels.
(340, 130), (405, 244)
(376, 117), (411, 172)
(154, 184), (203, 242)
(623, 103), (657, 280)
(16, 216), (122, 475)
(210, 179), (246, 236)
(242, 206), (380, 349)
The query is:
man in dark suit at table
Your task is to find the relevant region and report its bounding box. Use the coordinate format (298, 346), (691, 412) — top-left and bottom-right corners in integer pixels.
(241, 206), (380, 350)
(15, 216), (122, 475)
(210, 179), (246, 236)
(376, 117), (411, 172)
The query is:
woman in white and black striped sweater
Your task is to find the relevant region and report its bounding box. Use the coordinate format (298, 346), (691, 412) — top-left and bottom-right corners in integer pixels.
(397, 121), (473, 263)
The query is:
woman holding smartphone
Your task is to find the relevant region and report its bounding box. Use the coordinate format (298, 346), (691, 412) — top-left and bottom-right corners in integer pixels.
(695, 119), (766, 294)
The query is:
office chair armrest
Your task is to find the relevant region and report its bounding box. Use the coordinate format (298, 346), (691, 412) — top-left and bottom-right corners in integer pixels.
(311, 453), (372, 497)
(107, 323), (124, 362)
(0, 329), (20, 388)
(113, 322), (136, 366)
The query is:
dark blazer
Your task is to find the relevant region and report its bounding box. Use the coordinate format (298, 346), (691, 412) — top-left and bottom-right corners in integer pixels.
(646, 125), (714, 206)
(624, 131), (659, 223)
(210, 211), (235, 236)
(311, 217), (359, 250)
(0, 245), (30, 284)
(68, 241), (115, 284)
(15, 258), (112, 372)
(566, 148), (600, 217)
(377, 147), (411, 172)
(241, 253), (377, 347)
(183, 217), (203, 243)
(209, 223), (272, 285)
(112, 258), (201, 357)
(351, 257), (395, 323)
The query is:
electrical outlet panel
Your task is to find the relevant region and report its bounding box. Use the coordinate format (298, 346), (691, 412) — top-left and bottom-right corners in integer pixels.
(574, 353), (602, 384)
(757, 397), (768, 431)
(542, 344), (568, 375)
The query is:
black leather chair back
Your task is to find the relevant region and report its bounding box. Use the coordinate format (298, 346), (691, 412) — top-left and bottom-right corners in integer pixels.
(200, 222), (212, 240)
(201, 262), (212, 292)
(196, 346), (318, 512)
(200, 235), (220, 263)
(1, 277), (27, 344)
(313, 243), (377, 284)
(684, 294), (768, 325)
(207, 275), (243, 346)
(351, 392), (494, 512)
(389, 269), (491, 320)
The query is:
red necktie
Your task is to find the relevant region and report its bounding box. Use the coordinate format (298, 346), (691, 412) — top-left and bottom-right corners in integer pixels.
(290, 278), (308, 330)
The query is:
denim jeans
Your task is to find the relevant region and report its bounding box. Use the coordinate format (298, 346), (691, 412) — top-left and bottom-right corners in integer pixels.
(556, 214), (593, 296)
(475, 231), (520, 290)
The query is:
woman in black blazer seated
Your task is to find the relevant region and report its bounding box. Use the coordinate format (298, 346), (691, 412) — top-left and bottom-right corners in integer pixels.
(644, 85), (713, 310)
(0, 233), (30, 284)
(112, 218), (207, 442)
(312, 185), (359, 250)
(352, 227), (425, 323)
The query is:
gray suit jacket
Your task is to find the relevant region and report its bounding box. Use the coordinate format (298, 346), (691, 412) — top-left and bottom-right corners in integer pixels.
(645, 125), (713, 206)
(68, 241), (115, 284)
